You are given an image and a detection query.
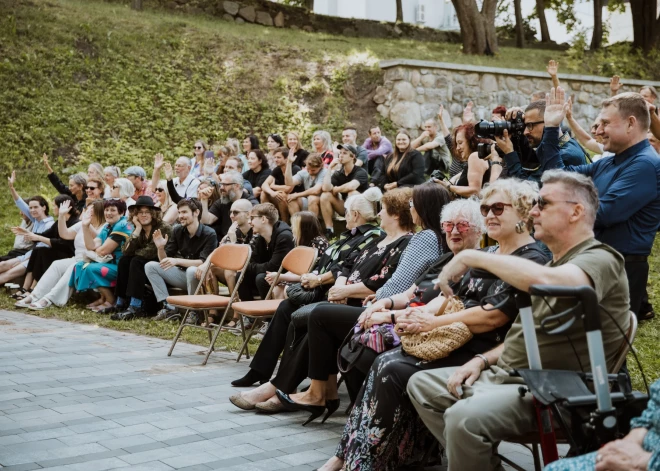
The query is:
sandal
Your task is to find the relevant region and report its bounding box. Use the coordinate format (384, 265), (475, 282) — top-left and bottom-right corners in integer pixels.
(11, 288), (30, 299)
(29, 298), (52, 310)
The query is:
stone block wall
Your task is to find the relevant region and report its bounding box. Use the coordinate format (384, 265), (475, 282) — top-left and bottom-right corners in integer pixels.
(376, 59), (660, 137)
(128, 0), (460, 43)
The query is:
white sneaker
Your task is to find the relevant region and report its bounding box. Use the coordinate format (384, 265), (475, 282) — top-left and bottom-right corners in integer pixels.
(28, 298), (52, 310)
(5, 283), (20, 289)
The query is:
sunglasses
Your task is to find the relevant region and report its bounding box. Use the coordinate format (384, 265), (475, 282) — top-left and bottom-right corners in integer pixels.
(87, 186), (98, 191)
(441, 221), (472, 233)
(480, 202), (513, 217)
(194, 146), (203, 150)
(230, 210), (247, 216)
(532, 196), (579, 211)
(154, 188), (165, 193)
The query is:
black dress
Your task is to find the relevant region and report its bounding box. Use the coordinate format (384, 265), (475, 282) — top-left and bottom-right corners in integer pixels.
(26, 216), (80, 281)
(335, 242), (550, 471)
(383, 150), (425, 188)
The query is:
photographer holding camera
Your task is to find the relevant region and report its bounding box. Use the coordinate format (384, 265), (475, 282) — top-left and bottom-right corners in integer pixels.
(477, 101), (587, 183)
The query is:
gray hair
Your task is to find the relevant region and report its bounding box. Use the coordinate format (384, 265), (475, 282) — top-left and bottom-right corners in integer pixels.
(345, 187), (382, 223)
(312, 130), (332, 153)
(224, 170), (244, 187)
(70, 172), (88, 187)
(441, 198), (486, 234)
(88, 162), (103, 177)
(176, 156), (192, 167)
(541, 170), (599, 225)
(104, 166), (121, 178)
(114, 178), (136, 200)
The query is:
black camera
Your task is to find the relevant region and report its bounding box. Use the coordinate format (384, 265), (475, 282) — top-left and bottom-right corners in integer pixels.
(475, 111), (525, 139)
(477, 143), (492, 159)
(430, 170), (447, 181)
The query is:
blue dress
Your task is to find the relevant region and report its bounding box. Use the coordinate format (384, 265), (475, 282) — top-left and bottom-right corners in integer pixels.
(69, 217), (133, 291)
(544, 379), (660, 470)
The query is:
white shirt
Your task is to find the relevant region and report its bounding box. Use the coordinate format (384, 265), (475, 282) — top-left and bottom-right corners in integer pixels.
(173, 173), (200, 198)
(72, 222), (86, 258)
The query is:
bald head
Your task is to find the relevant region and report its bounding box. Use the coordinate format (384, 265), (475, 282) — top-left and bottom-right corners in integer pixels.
(229, 199), (253, 226)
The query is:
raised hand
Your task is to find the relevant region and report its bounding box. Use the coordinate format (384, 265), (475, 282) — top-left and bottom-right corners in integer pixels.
(437, 104), (445, 121)
(154, 153), (165, 170)
(544, 87), (569, 127)
(462, 101), (475, 124)
(610, 75), (622, 96)
(288, 151), (298, 163)
(198, 187), (213, 201)
(163, 162), (173, 180)
(59, 199), (72, 216)
(42, 153), (54, 173)
(7, 170), (16, 188)
(546, 60), (559, 77)
(566, 96), (574, 120)
(153, 229), (168, 249)
(81, 206), (93, 226)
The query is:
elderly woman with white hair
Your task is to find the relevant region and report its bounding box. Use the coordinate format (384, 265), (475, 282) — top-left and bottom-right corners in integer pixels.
(317, 178), (551, 471)
(103, 166), (121, 198)
(111, 178), (136, 207)
(312, 130), (334, 167)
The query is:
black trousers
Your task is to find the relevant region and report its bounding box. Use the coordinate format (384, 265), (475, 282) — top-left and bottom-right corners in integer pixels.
(27, 247), (71, 281)
(115, 255), (151, 301)
(307, 303), (365, 381)
(249, 298), (300, 378)
(624, 259), (649, 318)
(270, 323), (310, 393)
(238, 271), (269, 302)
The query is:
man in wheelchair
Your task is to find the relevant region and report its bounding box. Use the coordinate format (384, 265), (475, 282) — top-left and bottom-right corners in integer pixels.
(407, 169), (632, 470)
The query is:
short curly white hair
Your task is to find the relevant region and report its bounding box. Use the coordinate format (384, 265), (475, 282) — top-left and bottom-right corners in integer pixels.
(440, 198), (486, 234)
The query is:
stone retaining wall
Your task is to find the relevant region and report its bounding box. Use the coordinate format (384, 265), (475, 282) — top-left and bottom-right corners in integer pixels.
(133, 0), (460, 42)
(376, 59), (660, 136)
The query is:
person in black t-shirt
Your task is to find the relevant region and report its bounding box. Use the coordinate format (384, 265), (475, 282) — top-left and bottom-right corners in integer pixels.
(242, 150), (271, 199)
(260, 147), (301, 223)
(200, 171), (246, 241)
(320, 144), (369, 238)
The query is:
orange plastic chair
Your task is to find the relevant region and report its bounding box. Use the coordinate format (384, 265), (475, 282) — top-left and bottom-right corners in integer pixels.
(166, 243), (251, 365)
(231, 246), (317, 361)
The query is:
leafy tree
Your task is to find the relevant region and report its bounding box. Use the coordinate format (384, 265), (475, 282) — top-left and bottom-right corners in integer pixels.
(450, 0), (498, 55)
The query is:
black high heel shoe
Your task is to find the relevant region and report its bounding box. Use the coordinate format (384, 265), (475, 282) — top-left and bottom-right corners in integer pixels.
(275, 390), (325, 426)
(321, 398), (340, 423)
(231, 369), (268, 387)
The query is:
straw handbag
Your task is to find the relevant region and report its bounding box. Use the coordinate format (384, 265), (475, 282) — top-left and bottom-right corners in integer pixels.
(399, 296), (473, 361)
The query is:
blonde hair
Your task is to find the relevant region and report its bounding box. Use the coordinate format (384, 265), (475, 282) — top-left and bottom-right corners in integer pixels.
(156, 182), (174, 212)
(226, 138), (240, 157)
(480, 178), (539, 232)
(287, 131), (303, 152)
(345, 187), (383, 223)
(113, 178), (136, 200)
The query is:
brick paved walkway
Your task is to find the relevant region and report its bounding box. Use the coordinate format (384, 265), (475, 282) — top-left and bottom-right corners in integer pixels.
(0, 310), (543, 470)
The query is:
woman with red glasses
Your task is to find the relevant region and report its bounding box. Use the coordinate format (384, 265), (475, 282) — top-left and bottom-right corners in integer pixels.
(317, 178), (549, 471)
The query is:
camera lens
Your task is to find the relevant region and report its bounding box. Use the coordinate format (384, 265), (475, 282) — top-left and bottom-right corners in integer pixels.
(477, 143), (492, 159)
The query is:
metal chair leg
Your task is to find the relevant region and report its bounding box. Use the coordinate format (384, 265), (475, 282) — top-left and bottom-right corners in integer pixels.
(167, 309), (190, 357)
(532, 442), (542, 471)
(236, 318), (261, 362)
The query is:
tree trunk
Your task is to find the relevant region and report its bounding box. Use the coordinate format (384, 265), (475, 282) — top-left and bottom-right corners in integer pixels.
(514, 0), (525, 48)
(451, 0), (498, 55)
(396, 0), (403, 23)
(535, 0), (551, 42)
(629, 0), (660, 51)
(590, 0), (603, 50)
(131, 0), (142, 11)
(305, 0), (315, 11)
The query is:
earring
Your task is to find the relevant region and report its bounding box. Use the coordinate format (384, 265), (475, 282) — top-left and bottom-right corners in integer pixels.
(515, 221), (525, 234)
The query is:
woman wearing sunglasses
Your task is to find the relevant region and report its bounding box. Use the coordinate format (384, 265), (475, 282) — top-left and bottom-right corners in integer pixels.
(153, 183), (178, 225)
(190, 140), (208, 178)
(316, 178), (550, 471)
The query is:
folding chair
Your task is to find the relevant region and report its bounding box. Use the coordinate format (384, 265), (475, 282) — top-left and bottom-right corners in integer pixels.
(230, 246), (317, 362)
(497, 310), (639, 471)
(166, 243), (251, 366)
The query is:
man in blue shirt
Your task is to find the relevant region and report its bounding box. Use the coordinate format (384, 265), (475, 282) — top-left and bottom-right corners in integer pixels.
(541, 87), (660, 321)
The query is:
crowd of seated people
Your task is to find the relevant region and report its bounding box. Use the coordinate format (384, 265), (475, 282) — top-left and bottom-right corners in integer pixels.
(4, 59), (660, 471)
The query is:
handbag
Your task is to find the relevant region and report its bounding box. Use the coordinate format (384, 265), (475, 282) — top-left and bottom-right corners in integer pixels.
(337, 322), (401, 375)
(285, 282), (323, 307)
(82, 250), (113, 264)
(399, 296), (473, 362)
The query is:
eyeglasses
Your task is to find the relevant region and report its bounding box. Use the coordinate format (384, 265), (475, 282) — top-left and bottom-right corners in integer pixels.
(154, 188), (165, 193)
(532, 196), (579, 211)
(230, 210), (247, 216)
(480, 202), (513, 217)
(137, 210), (151, 216)
(524, 121), (544, 131)
(87, 186), (98, 191)
(441, 221), (472, 233)
(408, 200), (414, 209)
